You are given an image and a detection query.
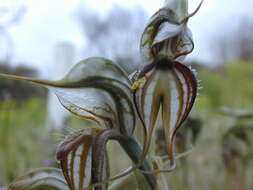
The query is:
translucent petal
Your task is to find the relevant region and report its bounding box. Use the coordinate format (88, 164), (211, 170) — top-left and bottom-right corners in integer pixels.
(7, 168), (68, 190)
(140, 0), (196, 65)
(173, 27), (193, 57)
(0, 57), (136, 136)
(134, 59), (197, 166)
(140, 8), (179, 65)
(152, 22), (184, 45)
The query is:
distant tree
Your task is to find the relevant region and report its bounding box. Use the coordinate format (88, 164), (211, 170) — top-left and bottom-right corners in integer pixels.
(78, 4), (148, 74)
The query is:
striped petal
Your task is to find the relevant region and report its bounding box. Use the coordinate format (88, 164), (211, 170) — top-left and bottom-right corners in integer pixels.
(7, 168), (68, 190)
(56, 128), (109, 190)
(140, 0), (202, 65)
(140, 12), (193, 65)
(0, 57), (136, 136)
(134, 57), (197, 165)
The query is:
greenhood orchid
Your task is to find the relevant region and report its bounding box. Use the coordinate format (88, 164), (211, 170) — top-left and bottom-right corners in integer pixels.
(140, 0), (203, 64)
(0, 0), (202, 189)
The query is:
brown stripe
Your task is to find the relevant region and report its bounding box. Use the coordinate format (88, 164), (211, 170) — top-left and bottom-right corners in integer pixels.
(79, 143), (91, 188)
(64, 102), (113, 128)
(57, 135), (92, 160)
(62, 105), (100, 125)
(171, 68), (185, 138)
(161, 71), (171, 161)
(70, 149), (76, 190)
(173, 68), (191, 141)
(61, 157), (74, 190)
(140, 68), (156, 132)
(174, 62), (197, 131)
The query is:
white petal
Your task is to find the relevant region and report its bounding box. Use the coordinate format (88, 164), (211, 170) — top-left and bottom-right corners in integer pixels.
(152, 22), (183, 46)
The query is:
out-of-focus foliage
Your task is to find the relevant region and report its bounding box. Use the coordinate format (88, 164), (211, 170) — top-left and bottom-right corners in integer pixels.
(0, 98), (49, 186)
(220, 107), (253, 190)
(195, 61), (253, 111)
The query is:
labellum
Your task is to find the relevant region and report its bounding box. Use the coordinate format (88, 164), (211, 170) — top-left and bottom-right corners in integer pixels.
(133, 0), (202, 172)
(134, 57), (197, 169)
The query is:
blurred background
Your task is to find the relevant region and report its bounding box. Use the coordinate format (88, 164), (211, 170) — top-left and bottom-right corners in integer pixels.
(0, 0), (253, 189)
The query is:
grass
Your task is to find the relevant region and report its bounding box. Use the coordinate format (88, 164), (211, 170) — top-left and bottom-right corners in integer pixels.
(0, 97), (49, 185)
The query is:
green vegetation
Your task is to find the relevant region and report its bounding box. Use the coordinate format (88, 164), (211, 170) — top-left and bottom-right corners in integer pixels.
(0, 97), (48, 185)
(1, 61), (253, 189)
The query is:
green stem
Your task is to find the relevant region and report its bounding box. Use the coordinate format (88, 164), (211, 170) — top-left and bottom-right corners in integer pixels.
(118, 135), (156, 189)
(92, 129), (156, 190)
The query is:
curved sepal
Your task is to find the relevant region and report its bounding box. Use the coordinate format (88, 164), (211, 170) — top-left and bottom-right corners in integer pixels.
(134, 58), (197, 166)
(7, 168), (68, 190)
(140, 0), (202, 65)
(0, 57), (136, 136)
(56, 128), (109, 190)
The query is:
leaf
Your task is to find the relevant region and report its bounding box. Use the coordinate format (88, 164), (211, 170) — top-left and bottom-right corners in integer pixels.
(0, 57), (136, 136)
(134, 58), (197, 166)
(7, 167), (68, 190)
(56, 128), (109, 190)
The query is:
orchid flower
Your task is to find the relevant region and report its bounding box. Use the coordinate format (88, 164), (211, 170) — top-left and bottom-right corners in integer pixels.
(132, 0), (201, 172)
(0, 0), (203, 189)
(7, 129), (108, 190)
(6, 128), (156, 190)
(0, 58), (156, 190)
(140, 0), (203, 65)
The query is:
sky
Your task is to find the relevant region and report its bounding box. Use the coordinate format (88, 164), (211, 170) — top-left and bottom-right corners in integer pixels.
(1, 0), (253, 76)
